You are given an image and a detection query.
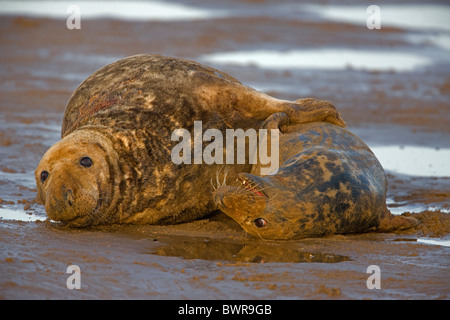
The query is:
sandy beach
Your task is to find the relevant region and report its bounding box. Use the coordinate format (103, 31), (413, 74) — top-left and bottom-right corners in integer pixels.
(0, 0), (449, 299)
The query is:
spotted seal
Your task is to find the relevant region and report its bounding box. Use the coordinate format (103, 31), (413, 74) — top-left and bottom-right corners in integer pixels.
(35, 54), (344, 227)
(213, 113), (417, 240)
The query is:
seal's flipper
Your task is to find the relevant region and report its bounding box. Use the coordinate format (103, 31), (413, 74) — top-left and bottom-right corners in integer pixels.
(377, 210), (419, 232)
(291, 98), (346, 128)
(260, 112), (290, 131)
(227, 89), (345, 129)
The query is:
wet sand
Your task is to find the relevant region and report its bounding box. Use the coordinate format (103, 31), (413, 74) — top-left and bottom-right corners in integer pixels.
(1, 211), (449, 299)
(1, 0), (449, 299)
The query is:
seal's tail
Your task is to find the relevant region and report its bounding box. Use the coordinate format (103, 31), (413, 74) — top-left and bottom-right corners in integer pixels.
(377, 209), (419, 232)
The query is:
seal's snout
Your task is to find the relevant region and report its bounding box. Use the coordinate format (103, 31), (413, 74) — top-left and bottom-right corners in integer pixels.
(44, 178), (99, 225)
(45, 182), (79, 221)
(213, 185), (236, 209)
(63, 187), (74, 207)
(37, 161), (101, 225)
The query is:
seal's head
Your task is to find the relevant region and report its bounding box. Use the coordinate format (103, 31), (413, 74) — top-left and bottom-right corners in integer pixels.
(35, 130), (119, 226)
(213, 173), (295, 240)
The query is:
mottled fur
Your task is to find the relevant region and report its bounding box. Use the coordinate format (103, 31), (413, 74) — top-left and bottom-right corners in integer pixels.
(36, 54), (344, 226)
(213, 113), (416, 240)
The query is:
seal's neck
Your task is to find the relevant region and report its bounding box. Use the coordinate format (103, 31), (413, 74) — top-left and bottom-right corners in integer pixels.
(75, 126), (152, 222)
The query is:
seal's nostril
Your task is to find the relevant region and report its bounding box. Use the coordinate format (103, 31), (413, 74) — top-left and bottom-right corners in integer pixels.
(64, 189), (74, 206)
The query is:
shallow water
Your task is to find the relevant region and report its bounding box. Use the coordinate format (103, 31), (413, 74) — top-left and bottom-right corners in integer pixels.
(370, 145), (450, 178)
(302, 4), (450, 32)
(0, 1), (221, 21)
(202, 49), (433, 72)
(151, 237), (352, 263)
(0, 208), (45, 222)
(387, 199), (450, 216)
(417, 237), (450, 247)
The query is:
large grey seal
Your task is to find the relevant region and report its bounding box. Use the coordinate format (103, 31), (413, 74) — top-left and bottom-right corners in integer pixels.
(213, 113), (417, 240)
(35, 54), (344, 227)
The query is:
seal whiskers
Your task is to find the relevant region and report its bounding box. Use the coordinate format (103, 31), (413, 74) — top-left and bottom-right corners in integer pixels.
(217, 167), (229, 188)
(211, 166), (229, 192)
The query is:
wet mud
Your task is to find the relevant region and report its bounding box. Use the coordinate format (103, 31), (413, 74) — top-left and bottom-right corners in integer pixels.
(1, 211), (449, 299)
(1, 0), (449, 299)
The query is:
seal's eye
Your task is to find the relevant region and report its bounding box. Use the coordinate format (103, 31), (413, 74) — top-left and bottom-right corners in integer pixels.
(80, 156), (93, 168)
(254, 218), (267, 228)
(40, 171), (49, 183)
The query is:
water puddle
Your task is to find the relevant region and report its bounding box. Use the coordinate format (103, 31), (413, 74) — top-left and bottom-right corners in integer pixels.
(300, 4), (450, 53)
(387, 199), (450, 216)
(150, 238), (350, 264)
(301, 4), (450, 32)
(417, 237), (450, 247)
(0, 208), (46, 222)
(407, 34), (450, 52)
(0, 1), (221, 21)
(370, 145), (450, 177)
(202, 49), (432, 72)
(393, 236), (450, 247)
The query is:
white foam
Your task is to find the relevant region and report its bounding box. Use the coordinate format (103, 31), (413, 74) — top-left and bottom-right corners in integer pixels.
(370, 145), (450, 177)
(202, 49), (431, 72)
(0, 1), (219, 21)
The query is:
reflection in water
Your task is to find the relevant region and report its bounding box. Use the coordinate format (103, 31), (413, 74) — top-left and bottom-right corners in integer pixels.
(151, 238), (350, 263)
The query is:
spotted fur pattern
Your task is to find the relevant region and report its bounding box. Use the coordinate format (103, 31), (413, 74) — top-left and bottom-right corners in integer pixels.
(214, 115), (388, 240)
